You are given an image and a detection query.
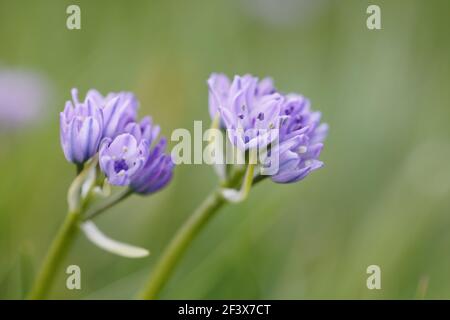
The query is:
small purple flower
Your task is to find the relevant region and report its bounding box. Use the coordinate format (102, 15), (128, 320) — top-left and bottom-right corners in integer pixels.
(99, 116), (174, 192)
(60, 89), (103, 164)
(269, 94), (328, 183)
(208, 73), (282, 150)
(85, 89), (139, 139)
(130, 138), (175, 195)
(124, 117), (174, 194)
(99, 131), (150, 186)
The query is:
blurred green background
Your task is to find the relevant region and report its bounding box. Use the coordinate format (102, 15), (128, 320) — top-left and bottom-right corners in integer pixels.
(1, 0), (450, 299)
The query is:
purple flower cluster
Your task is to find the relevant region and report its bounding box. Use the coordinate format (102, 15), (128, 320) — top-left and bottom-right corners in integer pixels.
(60, 89), (174, 195)
(208, 73), (328, 184)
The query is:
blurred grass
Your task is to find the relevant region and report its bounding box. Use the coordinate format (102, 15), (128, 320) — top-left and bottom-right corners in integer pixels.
(1, 0), (450, 299)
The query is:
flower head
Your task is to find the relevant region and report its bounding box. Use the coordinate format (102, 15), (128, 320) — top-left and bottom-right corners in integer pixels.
(208, 73), (282, 150)
(208, 74), (328, 184)
(269, 94), (328, 183)
(60, 87), (175, 194)
(60, 89), (103, 164)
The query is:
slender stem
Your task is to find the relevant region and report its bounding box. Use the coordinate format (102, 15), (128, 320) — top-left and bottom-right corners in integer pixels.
(28, 158), (129, 299)
(82, 189), (132, 221)
(76, 163), (83, 175)
(28, 210), (81, 299)
(138, 169), (246, 300)
(139, 189), (225, 299)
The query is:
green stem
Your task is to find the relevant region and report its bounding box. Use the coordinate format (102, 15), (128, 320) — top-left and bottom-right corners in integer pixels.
(27, 210), (81, 299)
(138, 169), (246, 300)
(82, 189), (132, 221)
(76, 163), (83, 175)
(139, 189), (225, 299)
